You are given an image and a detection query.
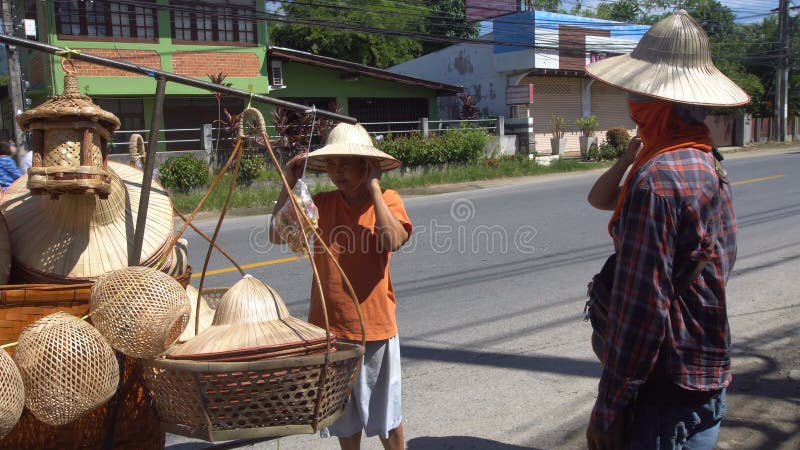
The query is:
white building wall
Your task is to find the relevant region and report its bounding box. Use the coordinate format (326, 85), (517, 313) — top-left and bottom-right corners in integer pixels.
(389, 43), (507, 120)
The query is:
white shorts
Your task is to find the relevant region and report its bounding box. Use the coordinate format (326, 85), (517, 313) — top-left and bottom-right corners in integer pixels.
(321, 335), (402, 439)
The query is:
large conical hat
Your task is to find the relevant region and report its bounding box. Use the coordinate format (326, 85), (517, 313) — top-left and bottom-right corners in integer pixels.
(167, 275), (330, 360)
(0, 214), (9, 284)
(585, 11), (749, 106)
(0, 162), (173, 283)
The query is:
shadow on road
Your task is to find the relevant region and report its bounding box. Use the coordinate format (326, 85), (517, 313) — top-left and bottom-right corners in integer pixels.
(716, 321), (800, 449)
(401, 344), (601, 378)
(408, 436), (544, 450)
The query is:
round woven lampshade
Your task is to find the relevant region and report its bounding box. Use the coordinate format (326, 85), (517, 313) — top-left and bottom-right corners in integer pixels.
(0, 214), (10, 284)
(90, 266), (191, 359)
(12, 312), (119, 426)
(167, 275), (329, 360)
(177, 284), (215, 343)
(0, 349), (24, 439)
(0, 161), (174, 283)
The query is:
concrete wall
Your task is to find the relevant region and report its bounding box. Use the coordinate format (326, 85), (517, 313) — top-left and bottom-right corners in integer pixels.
(389, 42), (504, 119)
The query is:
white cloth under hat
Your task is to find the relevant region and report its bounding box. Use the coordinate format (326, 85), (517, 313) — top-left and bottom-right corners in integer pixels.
(585, 10), (749, 107)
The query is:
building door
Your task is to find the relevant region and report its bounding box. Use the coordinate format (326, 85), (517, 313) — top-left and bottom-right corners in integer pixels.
(348, 98), (427, 134)
(163, 96), (244, 151)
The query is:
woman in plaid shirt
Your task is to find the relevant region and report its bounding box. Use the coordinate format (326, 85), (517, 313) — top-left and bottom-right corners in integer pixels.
(583, 11), (748, 450)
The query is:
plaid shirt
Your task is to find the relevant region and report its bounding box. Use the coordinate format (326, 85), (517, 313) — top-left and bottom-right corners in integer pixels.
(591, 148), (737, 430)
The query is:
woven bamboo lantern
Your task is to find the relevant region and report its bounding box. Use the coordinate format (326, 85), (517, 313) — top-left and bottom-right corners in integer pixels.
(16, 60), (121, 199)
(12, 312), (119, 426)
(0, 349), (24, 439)
(90, 266), (191, 359)
(168, 275), (329, 361)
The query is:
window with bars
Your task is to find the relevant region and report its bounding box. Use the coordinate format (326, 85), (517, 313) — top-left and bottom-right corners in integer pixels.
(171, 1), (256, 44)
(55, 0), (157, 40)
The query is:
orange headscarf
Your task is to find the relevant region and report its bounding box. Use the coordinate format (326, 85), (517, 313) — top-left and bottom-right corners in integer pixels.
(609, 99), (713, 233)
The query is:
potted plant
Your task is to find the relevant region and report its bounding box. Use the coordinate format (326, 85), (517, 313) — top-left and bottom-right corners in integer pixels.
(549, 115), (566, 156)
(576, 115), (599, 160)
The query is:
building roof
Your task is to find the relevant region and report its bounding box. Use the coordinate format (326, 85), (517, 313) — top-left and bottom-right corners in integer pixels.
(268, 47), (462, 95)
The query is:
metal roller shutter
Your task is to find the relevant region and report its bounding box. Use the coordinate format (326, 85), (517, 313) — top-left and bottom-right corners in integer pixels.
(529, 77), (582, 134)
(590, 82), (634, 131)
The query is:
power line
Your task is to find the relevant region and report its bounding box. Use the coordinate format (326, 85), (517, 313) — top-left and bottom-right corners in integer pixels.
(50, 0), (787, 62)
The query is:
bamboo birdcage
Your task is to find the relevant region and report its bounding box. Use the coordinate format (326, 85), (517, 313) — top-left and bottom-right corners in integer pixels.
(16, 60), (120, 199)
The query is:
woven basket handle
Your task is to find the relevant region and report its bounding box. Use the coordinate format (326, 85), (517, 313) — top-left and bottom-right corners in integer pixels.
(237, 107), (268, 139)
(128, 134), (145, 167)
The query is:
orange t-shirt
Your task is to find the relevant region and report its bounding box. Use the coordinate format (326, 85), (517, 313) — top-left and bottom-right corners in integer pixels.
(307, 189), (413, 341)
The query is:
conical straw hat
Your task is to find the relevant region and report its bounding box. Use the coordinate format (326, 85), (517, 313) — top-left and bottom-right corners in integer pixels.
(0, 161), (173, 283)
(167, 275), (329, 360)
(177, 284), (215, 343)
(0, 349), (24, 439)
(585, 11), (749, 107)
(0, 214), (9, 284)
(12, 312), (118, 426)
(290, 122), (401, 172)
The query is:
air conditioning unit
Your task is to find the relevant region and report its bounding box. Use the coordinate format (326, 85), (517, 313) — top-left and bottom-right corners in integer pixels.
(270, 61), (284, 87)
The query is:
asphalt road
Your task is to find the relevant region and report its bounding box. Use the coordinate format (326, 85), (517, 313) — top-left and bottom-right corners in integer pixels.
(168, 148), (800, 449)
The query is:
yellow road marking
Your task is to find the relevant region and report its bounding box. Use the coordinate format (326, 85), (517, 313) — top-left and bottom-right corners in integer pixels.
(731, 174), (784, 186)
(192, 255), (308, 278)
(194, 173), (783, 278)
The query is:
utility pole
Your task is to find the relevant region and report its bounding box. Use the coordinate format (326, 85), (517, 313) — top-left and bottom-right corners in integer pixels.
(1, 0), (27, 154)
(775, 0), (789, 142)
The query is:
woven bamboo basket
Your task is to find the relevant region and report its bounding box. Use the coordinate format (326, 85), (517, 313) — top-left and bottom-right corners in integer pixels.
(142, 341), (363, 442)
(0, 282), (168, 450)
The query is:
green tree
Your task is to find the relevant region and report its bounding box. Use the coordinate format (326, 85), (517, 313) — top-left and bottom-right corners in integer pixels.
(269, 1), (421, 68)
(269, 0), (478, 68)
(789, 75), (800, 117)
(523, 0), (562, 13)
(595, 0), (641, 23)
(421, 0), (479, 54)
(714, 60), (766, 115)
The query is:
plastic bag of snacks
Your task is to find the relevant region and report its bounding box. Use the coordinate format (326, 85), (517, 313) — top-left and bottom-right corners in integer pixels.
(272, 179), (319, 253)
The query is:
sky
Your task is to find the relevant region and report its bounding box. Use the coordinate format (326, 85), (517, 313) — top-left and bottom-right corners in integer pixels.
(554, 0), (781, 24)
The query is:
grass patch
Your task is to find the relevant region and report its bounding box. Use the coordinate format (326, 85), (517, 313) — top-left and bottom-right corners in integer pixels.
(169, 158), (611, 212)
(381, 158), (610, 190)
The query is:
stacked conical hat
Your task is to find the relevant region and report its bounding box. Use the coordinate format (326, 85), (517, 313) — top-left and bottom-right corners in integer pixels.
(0, 214), (9, 284)
(0, 161), (173, 283)
(167, 275), (330, 360)
(177, 284), (215, 343)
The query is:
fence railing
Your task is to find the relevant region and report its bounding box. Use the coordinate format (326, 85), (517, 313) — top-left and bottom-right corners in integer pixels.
(110, 117), (507, 156)
(360, 118), (500, 137)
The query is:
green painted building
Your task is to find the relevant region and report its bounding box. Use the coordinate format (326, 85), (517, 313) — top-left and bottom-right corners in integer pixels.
(5, 0), (459, 152)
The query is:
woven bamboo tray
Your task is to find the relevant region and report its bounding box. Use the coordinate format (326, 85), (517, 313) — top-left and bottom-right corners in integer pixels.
(141, 342), (364, 442)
